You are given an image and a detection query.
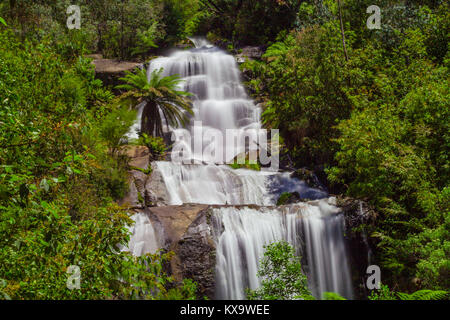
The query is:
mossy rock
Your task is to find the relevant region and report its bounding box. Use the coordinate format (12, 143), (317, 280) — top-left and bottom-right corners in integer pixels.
(277, 192), (301, 206)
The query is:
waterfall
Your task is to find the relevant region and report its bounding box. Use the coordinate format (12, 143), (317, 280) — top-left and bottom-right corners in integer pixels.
(123, 211), (159, 257)
(213, 200), (353, 300)
(153, 162), (327, 206)
(126, 38), (354, 300)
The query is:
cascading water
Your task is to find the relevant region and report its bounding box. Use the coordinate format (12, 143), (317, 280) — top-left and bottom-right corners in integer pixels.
(126, 39), (354, 300)
(213, 200), (353, 300)
(122, 211), (159, 257)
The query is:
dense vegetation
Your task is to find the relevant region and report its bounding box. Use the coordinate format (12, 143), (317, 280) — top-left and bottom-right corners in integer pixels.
(247, 241), (314, 300)
(0, 0), (448, 299)
(249, 242), (449, 300)
(241, 0), (449, 293)
(0, 5), (196, 299)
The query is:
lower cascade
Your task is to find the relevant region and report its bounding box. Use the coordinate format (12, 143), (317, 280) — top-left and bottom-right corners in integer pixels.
(125, 38), (355, 300)
(212, 200), (353, 300)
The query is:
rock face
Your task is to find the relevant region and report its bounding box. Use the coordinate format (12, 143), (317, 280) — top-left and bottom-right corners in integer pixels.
(292, 168), (326, 192)
(337, 196), (378, 299)
(119, 146), (151, 209)
(145, 163), (171, 206)
(235, 46), (264, 63)
(143, 204), (216, 298)
(177, 209), (216, 298)
(86, 54), (142, 90)
(120, 149), (170, 208)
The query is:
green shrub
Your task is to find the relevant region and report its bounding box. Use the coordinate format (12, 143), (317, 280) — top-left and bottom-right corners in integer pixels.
(247, 241), (314, 300)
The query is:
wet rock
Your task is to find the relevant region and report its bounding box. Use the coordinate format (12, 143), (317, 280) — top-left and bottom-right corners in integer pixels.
(292, 168), (326, 191)
(177, 209), (216, 298)
(126, 146), (150, 171)
(337, 197), (377, 231)
(147, 204), (215, 298)
(119, 177), (141, 208)
(240, 46), (264, 59)
(235, 46), (264, 65)
(336, 196), (378, 299)
(119, 169), (149, 208)
(145, 162), (170, 206)
(148, 204), (209, 244)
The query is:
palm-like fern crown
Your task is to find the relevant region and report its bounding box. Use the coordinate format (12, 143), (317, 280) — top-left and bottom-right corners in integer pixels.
(117, 67), (193, 137)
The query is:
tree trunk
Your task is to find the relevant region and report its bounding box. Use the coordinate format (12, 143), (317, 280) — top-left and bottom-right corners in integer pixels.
(337, 0), (349, 62)
(141, 101), (162, 137)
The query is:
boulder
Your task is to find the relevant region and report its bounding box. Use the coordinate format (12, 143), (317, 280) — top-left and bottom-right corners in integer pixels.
(276, 192), (302, 205)
(292, 168), (326, 191)
(145, 162), (171, 206)
(235, 46), (264, 64)
(147, 204), (215, 298)
(88, 55), (142, 90)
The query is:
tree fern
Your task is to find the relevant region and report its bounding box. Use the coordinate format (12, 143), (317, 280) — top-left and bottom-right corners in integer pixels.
(262, 42), (289, 59)
(116, 67), (193, 137)
(397, 290), (449, 300)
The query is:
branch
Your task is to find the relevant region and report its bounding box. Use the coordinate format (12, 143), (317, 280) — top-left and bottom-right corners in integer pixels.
(337, 0), (349, 61)
(199, 0), (224, 14)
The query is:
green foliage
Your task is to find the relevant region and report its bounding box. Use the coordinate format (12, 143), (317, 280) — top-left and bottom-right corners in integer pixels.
(276, 192), (295, 206)
(229, 155), (261, 171)
(98, 105), (137, 157)
(247, 241), (314, 300)
(0, 279), (11, 300)
(322, 292), (347, 300)
(248, 0), (449, 293)
(131, 22), (160, 57)
(229, 162), (261, 171)
(118, 250), (197, 300)
(257, 25), (352, 168)
(324, 285), (448, 300)
(117, 67), (193, 137)
(198, 0), (302, 45)
(396, 290), (449, 301)
(369, 284), (448, 300)
(0, 29), (196, 300)
(0, 0), (167, 60)
(136, 133), (167, 161)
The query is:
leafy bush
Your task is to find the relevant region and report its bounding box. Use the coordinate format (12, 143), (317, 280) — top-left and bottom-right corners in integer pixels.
(98, 105), (137, 157)
(137, 133), (167, 161)
(0, 29), (195, 300)
(247, 1), (449, 293)
(247, 241), (314, 300)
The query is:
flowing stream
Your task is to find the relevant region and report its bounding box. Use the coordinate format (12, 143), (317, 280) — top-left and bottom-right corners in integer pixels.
(127, 39), (354, 299)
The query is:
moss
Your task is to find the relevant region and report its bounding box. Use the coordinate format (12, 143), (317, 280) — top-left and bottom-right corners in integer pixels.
(276, 192), (292, 206)
(137, 192), (144, 204)
(130, 165), (152, 175)
(229, 159), (261, 171)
